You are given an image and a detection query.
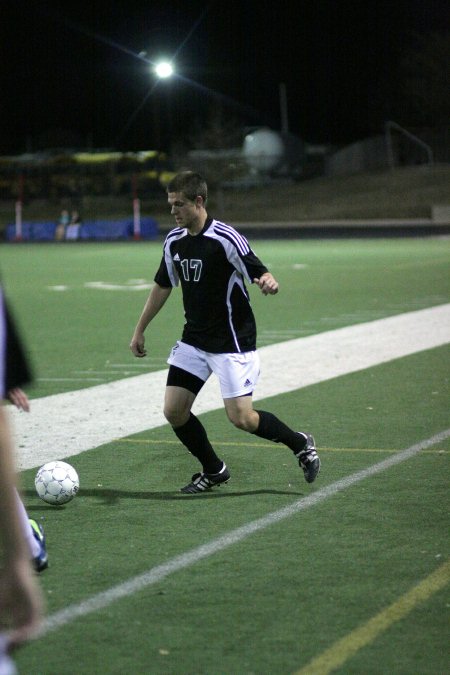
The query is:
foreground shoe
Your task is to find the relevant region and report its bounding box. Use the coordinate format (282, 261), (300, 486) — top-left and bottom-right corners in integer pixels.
(181, 463), (230, 494)
(29, 519), (48, 572)
(295, 433), (320, 483)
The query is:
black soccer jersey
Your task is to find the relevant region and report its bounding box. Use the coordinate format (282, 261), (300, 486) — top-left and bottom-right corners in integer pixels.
(154, 218), (268, 353)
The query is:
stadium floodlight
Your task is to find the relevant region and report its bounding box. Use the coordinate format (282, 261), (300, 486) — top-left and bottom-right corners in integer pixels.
(154, 61), (174, 79)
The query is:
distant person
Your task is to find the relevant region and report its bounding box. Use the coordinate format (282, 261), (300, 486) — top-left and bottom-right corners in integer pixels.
(70, 209), (82, 225)
(65, 210), (82, 240)
(130, 171), (320, 493)
(0, 285), (46, 674)
(55, 209), (69, 241)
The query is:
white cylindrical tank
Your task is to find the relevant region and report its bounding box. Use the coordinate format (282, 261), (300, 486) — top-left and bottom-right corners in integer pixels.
(243, 128), (285, 172)
(243, 127), (305, 174)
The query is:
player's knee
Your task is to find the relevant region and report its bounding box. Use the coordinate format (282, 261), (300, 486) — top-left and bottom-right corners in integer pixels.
(164, 404), (188, 427)
(227, 409), (256, 432)
(233, 419), (251, 432)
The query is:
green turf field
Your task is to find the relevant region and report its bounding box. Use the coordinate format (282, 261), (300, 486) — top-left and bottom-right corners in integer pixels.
(1, 238), (449, 674)
(2, 238), (449, 398)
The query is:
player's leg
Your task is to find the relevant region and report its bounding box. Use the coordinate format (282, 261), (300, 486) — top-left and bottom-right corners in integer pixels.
(225, 395), (309, 446)
(165, 341), (230, 492)
(164, 373), (229, 493)
(213, 351), (320, 483)
(164, 375), (223, 474)
(224, 397), (320, 483)
(223, 395), (258, 431)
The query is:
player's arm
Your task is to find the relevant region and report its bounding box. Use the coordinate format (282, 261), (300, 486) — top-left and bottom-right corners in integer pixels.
(221, 231), (279, 296)
(130, 283), (172, 357)
(235, 246), (279, 296)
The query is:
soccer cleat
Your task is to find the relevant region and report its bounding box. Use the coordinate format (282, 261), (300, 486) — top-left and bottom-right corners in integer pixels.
(180, 463), (230, 494)
(295, 433), (320, 483)
(29, 519), (48, 572)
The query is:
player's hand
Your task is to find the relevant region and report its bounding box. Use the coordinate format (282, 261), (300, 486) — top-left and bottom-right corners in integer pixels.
(130, 333), (147, 358)
(253, 273), (279, 296)
(7, 388), (30, 412)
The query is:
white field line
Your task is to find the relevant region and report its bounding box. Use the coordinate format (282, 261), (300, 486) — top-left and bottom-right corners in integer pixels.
(40, 428), (450, 637)
(11, 303), (450, 470)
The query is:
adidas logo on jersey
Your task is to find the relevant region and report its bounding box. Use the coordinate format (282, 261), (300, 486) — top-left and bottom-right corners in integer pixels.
(244, 378), (252, 387)
(173, 253), (180, 261)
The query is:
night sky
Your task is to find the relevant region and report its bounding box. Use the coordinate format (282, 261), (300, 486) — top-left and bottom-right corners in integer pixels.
(2, 0), (448, 154)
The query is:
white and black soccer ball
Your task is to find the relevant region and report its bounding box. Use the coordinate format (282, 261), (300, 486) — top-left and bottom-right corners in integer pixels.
(35, 460), (80, 505)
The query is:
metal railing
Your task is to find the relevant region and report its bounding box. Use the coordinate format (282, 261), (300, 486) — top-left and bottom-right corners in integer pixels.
(385, 120), (434, 168)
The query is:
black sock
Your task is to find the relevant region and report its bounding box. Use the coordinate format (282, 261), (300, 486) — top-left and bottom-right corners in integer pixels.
(252, 410), (306, 454)
(173, 413), (223, 473)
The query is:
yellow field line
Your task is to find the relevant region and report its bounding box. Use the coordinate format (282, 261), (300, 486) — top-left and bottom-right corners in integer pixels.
(116, 438), (448, 453)
(295, 559), (450, 675)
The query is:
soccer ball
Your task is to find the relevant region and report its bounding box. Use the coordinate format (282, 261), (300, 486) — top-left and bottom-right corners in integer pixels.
(35, 461), (80, 505)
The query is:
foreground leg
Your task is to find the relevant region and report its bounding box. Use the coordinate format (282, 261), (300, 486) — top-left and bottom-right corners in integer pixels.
(14, 491), (48, 572)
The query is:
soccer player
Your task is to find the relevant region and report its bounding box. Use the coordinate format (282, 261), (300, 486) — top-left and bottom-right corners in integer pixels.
(130, 171), (320, 493)
(0, 286), (45, 671)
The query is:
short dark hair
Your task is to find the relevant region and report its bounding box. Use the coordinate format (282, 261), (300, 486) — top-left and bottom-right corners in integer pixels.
(166, 171), (208, 203)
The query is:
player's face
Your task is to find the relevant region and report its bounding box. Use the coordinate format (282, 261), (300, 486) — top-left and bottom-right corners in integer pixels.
(168, 191), (203, 232)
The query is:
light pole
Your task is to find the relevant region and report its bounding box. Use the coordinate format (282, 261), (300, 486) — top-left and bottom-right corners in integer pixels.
(152, 60), (175, 151)
(130, 60), (175, 239)
(279, 82), (289, 134)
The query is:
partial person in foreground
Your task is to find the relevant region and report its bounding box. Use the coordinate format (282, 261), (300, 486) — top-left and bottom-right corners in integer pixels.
(130, 171), (320, 493)
(0, 286), (45, 674)
(7, 388), (48, 573)
(0, 287), (48, 572)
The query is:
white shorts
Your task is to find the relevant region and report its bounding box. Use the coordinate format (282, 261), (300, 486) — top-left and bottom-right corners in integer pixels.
(167, 341), (260, 399)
